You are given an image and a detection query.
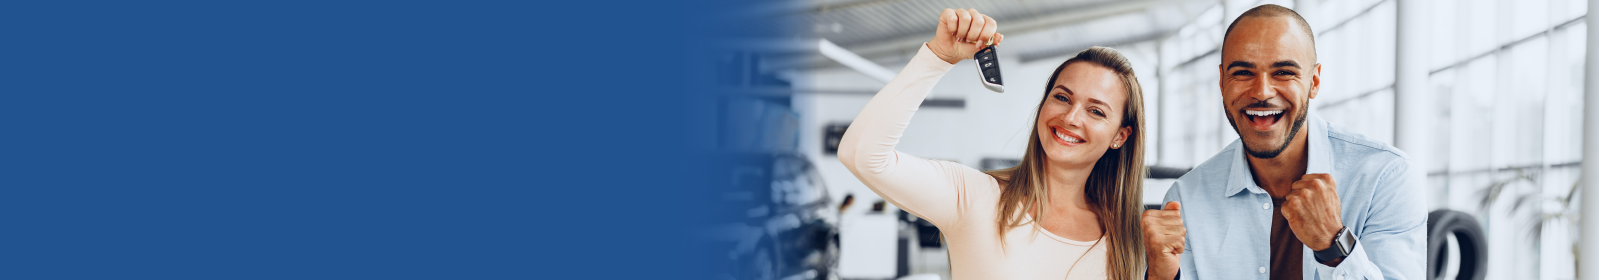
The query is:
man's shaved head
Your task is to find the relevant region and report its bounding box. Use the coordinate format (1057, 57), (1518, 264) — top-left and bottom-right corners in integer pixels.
(1223, 4), (1316, 62)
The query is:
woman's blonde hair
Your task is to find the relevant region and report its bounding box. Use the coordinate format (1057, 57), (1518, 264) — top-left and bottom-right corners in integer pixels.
(983, 46), (1147, 280)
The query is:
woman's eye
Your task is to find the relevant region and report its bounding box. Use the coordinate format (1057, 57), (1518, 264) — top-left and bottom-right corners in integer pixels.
(1054, 94), (1068, 102)
(1091, 109), (1105, 117)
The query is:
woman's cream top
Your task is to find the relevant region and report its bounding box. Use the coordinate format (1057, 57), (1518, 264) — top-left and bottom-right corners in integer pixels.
(837, 44), (1109, 280)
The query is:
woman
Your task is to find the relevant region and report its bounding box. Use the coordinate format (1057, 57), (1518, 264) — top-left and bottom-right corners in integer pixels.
(837, 8), (1148, 280)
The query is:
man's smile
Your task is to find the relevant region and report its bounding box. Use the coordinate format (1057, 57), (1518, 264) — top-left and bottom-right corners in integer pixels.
(1243, 108), (1286, 131)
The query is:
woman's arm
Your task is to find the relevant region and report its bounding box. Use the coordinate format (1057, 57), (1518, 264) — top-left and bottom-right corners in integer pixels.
(837, 9), (1001, 229)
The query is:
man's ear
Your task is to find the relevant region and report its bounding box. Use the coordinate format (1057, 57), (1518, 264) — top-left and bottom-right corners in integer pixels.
(1309, 63), (1322, 99)
(1113, 126), (1131, 149)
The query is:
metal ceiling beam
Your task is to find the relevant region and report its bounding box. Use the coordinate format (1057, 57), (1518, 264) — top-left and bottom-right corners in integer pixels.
(832, 0), (1204, 60)
(817, 39), (896, 83)
(735, 0), (1211, 74)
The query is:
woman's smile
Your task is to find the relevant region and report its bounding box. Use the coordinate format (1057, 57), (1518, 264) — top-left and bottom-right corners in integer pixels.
(1051, 126), (1087, 146)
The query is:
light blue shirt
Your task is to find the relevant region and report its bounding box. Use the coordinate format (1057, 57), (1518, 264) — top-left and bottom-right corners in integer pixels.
(1162, 114), (1426, 280)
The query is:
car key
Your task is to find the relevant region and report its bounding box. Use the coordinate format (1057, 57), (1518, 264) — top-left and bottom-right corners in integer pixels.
(974, 45), (1003, 93)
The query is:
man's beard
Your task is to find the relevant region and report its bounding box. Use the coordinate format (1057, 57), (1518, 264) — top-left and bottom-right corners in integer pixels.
(1226, 104), (1308, 159)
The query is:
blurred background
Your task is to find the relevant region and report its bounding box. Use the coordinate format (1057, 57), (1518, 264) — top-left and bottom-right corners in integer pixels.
(699, 0), (1589, 279)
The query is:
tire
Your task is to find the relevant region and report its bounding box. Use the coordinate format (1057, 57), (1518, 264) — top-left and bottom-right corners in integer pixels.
(1428, 210), (1486, 280)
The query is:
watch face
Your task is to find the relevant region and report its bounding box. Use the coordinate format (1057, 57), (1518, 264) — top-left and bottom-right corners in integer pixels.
(1315, 228), (1354, 263)
(1339, 230), (1356, 254)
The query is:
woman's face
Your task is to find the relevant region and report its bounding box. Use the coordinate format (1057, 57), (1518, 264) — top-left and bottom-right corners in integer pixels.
(1035, 62), (1131, 168)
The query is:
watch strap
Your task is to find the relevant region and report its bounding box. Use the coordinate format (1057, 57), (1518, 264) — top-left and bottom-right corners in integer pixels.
(1313, 227), (1353, 263)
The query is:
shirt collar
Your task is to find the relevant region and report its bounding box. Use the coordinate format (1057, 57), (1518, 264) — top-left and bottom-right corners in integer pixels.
(1223, 113), (1332, 197)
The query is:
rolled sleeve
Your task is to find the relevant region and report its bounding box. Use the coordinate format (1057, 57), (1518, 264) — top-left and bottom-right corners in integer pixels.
(1310, 242), (1378, 280)
(1310, 158), (1428, 280)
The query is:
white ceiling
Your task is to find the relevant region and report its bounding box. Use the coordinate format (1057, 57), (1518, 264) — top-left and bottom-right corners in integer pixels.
(725, 0), (1218, 71)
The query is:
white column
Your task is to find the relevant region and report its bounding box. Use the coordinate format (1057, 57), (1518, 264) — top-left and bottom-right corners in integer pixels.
(1155, 38), (1166, 167)
(1580, 2), (1599, 280)
(1394, 0), (1430, 195)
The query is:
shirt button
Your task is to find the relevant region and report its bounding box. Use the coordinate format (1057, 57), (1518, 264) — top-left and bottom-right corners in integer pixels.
(1263, 202), (1271, 210)
(1259, 266), (1266, 273)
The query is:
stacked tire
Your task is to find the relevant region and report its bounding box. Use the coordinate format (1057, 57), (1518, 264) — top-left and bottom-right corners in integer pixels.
(1427, 210), (1486, 280)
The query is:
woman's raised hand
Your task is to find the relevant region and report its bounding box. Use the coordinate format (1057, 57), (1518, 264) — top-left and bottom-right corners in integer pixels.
(928, 8), (1003, 65)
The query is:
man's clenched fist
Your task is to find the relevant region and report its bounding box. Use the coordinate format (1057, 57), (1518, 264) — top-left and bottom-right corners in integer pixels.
(1143, 201), (1185, 280)
(1282, 173), (1344, 253)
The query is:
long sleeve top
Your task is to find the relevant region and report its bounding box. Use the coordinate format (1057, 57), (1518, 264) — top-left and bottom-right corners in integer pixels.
(838, 44), (1108, 280)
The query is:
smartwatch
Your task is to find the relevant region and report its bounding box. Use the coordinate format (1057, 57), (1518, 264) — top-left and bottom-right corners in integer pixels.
(1313, 227), (1357, 263)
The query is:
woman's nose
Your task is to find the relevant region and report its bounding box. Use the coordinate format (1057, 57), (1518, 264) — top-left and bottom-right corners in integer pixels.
(1063, 105), (1083, 127)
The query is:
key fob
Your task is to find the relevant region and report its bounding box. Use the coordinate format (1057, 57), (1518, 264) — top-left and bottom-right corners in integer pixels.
(974, 45), (1003, 93)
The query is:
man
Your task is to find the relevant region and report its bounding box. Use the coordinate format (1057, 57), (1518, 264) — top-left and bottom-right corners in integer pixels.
(1141, 4), (1426, 280)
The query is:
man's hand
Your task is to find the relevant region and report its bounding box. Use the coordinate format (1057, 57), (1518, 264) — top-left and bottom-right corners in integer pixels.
(928, 8), (1003, 65)
(1282, 173), (1344, 252)
(1142, 201), (1185, 280)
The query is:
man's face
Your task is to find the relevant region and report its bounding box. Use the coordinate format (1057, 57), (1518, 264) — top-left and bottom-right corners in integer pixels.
(1218, 16), (1320, 159)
